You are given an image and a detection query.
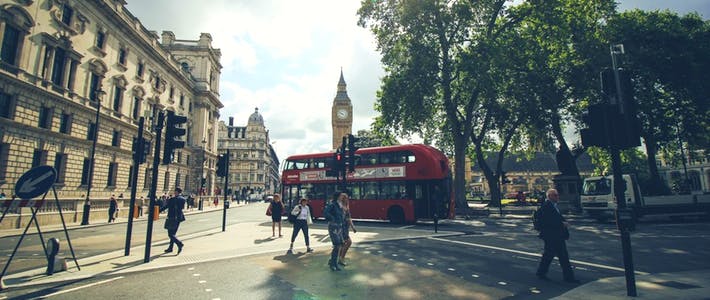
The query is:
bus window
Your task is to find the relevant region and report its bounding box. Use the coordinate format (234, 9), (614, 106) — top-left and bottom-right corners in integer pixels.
(362, 182), (379, 199)
(381, 181), (406, 199)
(360, 153), (377, 166)
(350, 183), (362, 200)
(313, 159), (327, 168)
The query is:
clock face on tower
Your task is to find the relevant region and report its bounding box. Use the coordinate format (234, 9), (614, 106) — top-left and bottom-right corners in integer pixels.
(337, 109), (348, 119)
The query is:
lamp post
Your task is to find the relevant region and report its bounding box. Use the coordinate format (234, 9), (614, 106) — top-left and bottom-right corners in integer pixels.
(81, 83), (105, 225)
(199, 138), (206, 211)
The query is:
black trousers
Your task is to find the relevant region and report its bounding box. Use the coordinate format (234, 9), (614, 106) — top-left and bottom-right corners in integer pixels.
(167, 222), (183, 249)
(290, 219), (310, 246)
(537, 238), (574, 279)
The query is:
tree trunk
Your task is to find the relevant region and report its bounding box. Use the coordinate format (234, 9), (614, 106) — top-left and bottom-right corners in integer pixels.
(643, 134), (668, 195)
(474, 143), (500, 207)
(453, 136), (469, 213)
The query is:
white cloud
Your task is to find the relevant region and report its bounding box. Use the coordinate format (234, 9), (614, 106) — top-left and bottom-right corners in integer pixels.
(126, 0), (384, 162)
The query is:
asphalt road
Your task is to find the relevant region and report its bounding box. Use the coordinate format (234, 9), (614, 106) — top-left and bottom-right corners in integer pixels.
(2, 203), (708, 299)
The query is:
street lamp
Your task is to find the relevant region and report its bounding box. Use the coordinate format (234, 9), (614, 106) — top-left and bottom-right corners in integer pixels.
(81, 82), (105, 225)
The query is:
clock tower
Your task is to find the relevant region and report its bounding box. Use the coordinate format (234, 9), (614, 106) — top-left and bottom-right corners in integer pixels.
(332, 70), (353, 150)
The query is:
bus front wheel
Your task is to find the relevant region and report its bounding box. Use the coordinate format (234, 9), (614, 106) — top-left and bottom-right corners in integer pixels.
(388, 206), (405, 224)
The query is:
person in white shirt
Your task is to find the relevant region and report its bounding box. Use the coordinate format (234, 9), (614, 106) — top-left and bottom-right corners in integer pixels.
(288, 198), (313, 253)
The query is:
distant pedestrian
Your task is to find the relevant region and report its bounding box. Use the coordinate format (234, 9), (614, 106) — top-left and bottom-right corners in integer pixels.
(108, 195), (117, 223)
(161, 187), (186, 254)
(323, 192), (346, 271)
(138, 196), (145, 217)
(267, 194), (285, 237)
(338, 195), (356, 266)
(536, 188), (580, 283)
(0, 192), (6, 199)
(287, 198), (313, 254)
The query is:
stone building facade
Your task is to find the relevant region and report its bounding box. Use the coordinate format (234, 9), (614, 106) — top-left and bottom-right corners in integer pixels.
(467, 153), (595, 197)
(0, 0), (222, 227)
(216, 108), (280, 200)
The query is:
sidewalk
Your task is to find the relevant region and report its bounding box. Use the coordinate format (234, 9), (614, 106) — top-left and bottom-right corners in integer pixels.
(2, 203), (709, 299)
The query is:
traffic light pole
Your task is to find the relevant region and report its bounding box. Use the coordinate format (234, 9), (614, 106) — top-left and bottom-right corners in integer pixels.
(125, 117), (144, 256)
(222, 149), (229, 232)
(611, 146), (637, 297)
(144, 111), (164, 263)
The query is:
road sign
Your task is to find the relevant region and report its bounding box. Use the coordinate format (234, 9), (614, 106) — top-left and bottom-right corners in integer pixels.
(14, 166), (57, 202)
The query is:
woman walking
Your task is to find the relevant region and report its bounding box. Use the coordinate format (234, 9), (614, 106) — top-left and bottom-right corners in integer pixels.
(288, 198), (314, 253)
(267, 194), (285, 237)
(338, 196), (356, 266)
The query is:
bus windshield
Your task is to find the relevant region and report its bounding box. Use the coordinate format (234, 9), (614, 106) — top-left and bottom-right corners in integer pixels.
(582, 178), (612, 196)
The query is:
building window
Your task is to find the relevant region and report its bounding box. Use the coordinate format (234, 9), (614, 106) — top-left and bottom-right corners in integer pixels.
(137, 62), (144, 78)
(128, 165), (133, 188)
(112, 130), (121, 147)
(38, 106), (53, 129)
(32, 149), (48, 168)
(96, 31), (105, 49)
(1, 25), (21, 66)
(87, 121), (96, 141)
(107, 162), (117, 187)
(0, 91), (15, 119)
(0, 143), (9, 181)
(50, 47), (66, 86)
(89, 72), (101, 101)
(144, 168), (152, 189)
(169, 87), (174, 101)
(132, 96), (141, 120)
(164, 171), (170, 191)
(61, 5), (73, 26)
(80, 158), (91, 186)
(118, 47), (127, 66)
(59, 112), (72, 134)
(175, 173), (181, 189)
(54, 153), (67, 184)
(179, 94), (184, 107)
(113, 85), (123, 112)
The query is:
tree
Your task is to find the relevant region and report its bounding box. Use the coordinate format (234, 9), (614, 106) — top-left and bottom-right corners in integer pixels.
(358, 0), (511, 211)
(603, 10), (710, 195)
(355, 129), (398, 148)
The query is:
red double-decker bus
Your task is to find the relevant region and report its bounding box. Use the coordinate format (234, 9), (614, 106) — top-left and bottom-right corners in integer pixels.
(280, 144), (454, 223)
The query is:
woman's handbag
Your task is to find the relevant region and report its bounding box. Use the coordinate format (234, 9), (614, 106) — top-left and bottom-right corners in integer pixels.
(287, 213), (296, 224)
(266, 205), (272, 216)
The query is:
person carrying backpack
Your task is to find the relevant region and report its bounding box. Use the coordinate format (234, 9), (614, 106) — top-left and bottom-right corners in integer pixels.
(535, 189), (579, 283)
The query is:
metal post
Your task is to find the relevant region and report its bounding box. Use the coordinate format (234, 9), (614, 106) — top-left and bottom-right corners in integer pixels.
(144, 111), (164, 263)
(609, 44), (637, 297)
(222, 149), (229, 232)
(125, 117), (144, 256)
(81, 83), (104, 225)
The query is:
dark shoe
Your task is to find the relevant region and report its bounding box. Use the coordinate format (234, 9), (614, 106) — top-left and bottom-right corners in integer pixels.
(287, 248), (293, 254)
(564, 278), (581, 284)
(164, 248), (173, 253)
(306, 248), (314, 253)
(177, 244), (184, 254)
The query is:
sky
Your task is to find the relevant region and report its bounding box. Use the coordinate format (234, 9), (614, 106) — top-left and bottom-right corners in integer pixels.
(124, 0), (709, 164)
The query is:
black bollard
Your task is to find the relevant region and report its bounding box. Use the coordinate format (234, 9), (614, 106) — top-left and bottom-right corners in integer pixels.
(46, 238), (60, 275)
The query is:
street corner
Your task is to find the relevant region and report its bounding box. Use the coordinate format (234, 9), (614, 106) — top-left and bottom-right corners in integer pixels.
(250, 249), (513, 299)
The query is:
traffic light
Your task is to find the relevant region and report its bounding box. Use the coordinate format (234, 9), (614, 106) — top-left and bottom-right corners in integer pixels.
(216, 154), (228, 177)
(580, 103), (610, 147)
(162, 110), (187, 164)
(597, 68), (641, 149)
(326, 151), (343, 177)
(347, 134), (359, 172)
(501, 171), (511, 184)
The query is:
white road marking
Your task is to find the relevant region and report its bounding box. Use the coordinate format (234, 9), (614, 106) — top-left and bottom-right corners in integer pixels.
(429, 237), (650, 276)
(399, 225), (415, 229)
(205, 289), (212, 292)
(188, 267), (195, 270)
(199, 280), (207, 284)
(498, 282), (507, 285)
(39, 276), (124, 298)
(193, 273), (201, 277)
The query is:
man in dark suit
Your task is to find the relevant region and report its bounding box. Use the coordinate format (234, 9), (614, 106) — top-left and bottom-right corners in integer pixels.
(536, 188), (579, 283)
(161, 187), (186, 254)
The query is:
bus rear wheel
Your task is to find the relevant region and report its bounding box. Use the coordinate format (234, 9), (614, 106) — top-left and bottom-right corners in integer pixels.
(388, 206), (405, 224)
